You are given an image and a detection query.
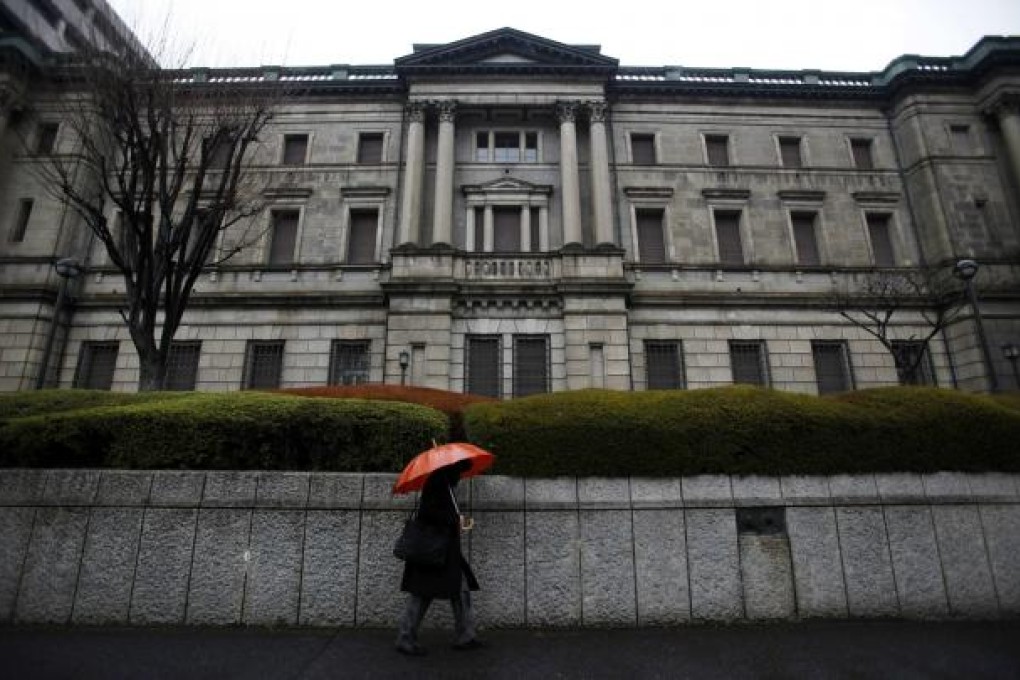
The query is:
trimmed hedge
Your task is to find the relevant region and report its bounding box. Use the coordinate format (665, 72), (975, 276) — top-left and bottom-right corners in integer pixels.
(1, 391), (447, 471)
(463, 386), (1020, 477)
(0, 389), (190, 420)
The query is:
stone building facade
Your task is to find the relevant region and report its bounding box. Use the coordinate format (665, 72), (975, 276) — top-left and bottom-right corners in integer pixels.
(1, 28), (1019, 395)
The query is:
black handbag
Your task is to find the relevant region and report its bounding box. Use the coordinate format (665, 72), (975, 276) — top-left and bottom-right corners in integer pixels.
(393, 512), (448, 568)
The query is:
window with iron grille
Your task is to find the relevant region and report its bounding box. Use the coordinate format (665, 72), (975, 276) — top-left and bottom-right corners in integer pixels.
(811, 341), (852, 394)
(850, 138), (874, 169)
(35, 123), (59, 155)
(635, 208), (666, 263)
(714, 210), (744, 266)
(866, 213), (895, 266)
(631, 133), (656, 164)
(357, 133), (384, 163)
(10, 199), (33, 243)
(778, 136), (803, 168)
(166, 342), (201, 391)
(346, 209), (378, 264)
(645, 340), (685, 389)
(243, 341), (284, 389)
(466, 336), (501, 398)
(791, 211), (821, 266)
(729, 340), (768, 386)
(328, 340), (370, 386)
(268, 210), (299, 266)
(73, 341), (119, 390)
(705, 134), (730, 167)
(282, 134), (309, 165)
(513, 335), (549, 397)
(891, 340), (935, 385)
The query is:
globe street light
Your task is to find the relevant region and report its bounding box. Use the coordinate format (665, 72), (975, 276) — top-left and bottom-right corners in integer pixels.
(953, 259), (998, 392)
(35, 257), (84, 389)
(399, 349), (410, 386)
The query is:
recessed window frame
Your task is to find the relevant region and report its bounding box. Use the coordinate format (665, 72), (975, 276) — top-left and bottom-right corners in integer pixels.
(512, 334), (551, 398)
(328, 340), (371, 386)
(712, 208), (747, 267)
(35, 122), (59, 155)
(281, 133), (311, 166)
(242, 340), (285, 389)
(891, 340), (936, 386)
(863, 211), (897, 267)
(729, 340), (770, 387)
(9, 198), (33, 243)
(165, 341), (202, 391)
(356, 131), (386, 164)
(474, 130), (542, 164)
(948, 123), (972, 155)
(811, 340), (854, 394)
(644, 340), (686, 390)
(704, 133), (731, 167)
(625, 187), (675, 265)
(776, 135), (804, 168)
(265, 207), (303, 267)
(466, 334), (502, 399)
(73, 341), (120, 390)
(344, 206), (381, 264)
(630, 132), (657, 165)
(848, 137), (875, 170)
(788, 209), (823, 267)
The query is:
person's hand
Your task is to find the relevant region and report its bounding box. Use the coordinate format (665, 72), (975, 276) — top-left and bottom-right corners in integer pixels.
(460, 516), (475, 532)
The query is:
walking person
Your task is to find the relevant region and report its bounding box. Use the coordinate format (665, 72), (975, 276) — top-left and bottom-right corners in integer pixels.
(395, 459), (484, 656)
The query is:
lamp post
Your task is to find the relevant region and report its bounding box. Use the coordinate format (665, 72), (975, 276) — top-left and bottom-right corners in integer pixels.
(953, 258), (998, 392)
(398, 350), (410, 386)
(1003, 343), (1020, 390)
(35, 257), (84, 389)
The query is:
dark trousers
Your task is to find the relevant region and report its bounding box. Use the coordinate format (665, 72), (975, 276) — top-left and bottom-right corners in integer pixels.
(396, 586), (476, 647)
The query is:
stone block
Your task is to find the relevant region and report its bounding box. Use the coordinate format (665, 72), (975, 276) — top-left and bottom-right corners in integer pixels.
(578, 478), (629, 510)
(244, 510), (304, 626)
(202, 472), (258, 508)
(827, 475), (879, 505)
(130, 509), (196, 625)
(0, 470), (47, 505)
(633, 509), (689, 625)
(686, 509), (742, 621)
(780, 476), (830, 505)
(630, 478), (683, 509)
(966, 474), (1019, 502)
(470, 511), (526, 627)
(731, 476), (782, 506)
(96, 472), (152, 506)
(354, 511), (405, 627)
(526, 511), (581, 626)
(835, 507), (899, 617)
(72, 508), (144, 624)
(682, 476), (733, 507)
(739, 535), (795, 619)
(786, 507), (847, 618)
(308, 474), (363, 509)
(42, 470), (100, 505)
(256, 473), (310, 508)
(875, 473), (926, 503)
(149, 472), (205, 507)
(299, 510), (361, 626)
(580, 511), (636, 626)
(361, 474), (413, 510)
(0, 508), (35, 622)
(931, 505), (999, 617)
(884, 506), (949, 618)
(470, 475), (525, 511)
(922, 473), (971, 503)
(186, 509), (251, 625)
(979, 504), (1020, 615)
(525, 478), (577, 510)
(15, 507), (89, 624)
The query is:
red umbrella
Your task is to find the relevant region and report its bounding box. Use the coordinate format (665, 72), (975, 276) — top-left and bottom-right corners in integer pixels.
(393, 442), (495, 494)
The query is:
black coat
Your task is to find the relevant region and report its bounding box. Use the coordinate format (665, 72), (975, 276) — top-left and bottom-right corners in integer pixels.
(400, 467), (479, 599)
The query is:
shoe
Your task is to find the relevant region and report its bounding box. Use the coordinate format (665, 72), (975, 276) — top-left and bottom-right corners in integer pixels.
(396, 643), (428, 656)
(452, 639), (486, 651)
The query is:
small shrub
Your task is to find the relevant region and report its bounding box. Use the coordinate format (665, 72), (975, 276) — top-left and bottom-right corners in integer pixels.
(0, 389), (189, 421)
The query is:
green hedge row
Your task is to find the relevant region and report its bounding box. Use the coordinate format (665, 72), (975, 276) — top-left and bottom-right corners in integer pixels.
(0, 391), (447, 471)
(463, 386), (1020, 476)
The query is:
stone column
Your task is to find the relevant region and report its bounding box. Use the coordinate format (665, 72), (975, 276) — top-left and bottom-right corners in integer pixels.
(521, 205), (531, 252)
(558, 102), (583, 247)
(483, 205), (494, 252)
(539, 207), (549, 251)
(465, 207), (476, 252)
(996, 103), (1020, 198)
(432, 100), (457, 246)
(398, 103), (426, 246)
(588, 101), (614, 246)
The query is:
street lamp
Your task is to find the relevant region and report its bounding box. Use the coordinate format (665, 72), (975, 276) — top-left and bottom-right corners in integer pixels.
(953, 258), (999, 392)
(1003, 343), (1020, 390)
(398, 350), (410, 386)
(35, 257), (84, 389)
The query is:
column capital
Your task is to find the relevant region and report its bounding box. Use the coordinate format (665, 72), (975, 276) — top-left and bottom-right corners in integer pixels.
(982, 92), (1020, 118)
(435, 99), (457, 123)
(556, 101), (579, 124)
(405, 101), (426, 123)
(587, 101), (609, 123)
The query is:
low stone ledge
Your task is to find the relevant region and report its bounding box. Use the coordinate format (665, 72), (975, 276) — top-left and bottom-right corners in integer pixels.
(682, 475), (733, 507)
(578, 477), (629, 510)
(149, 471), (204, 507)
(965, 473), (1019, 503)
(0, 470), (47, 505)
(780, 475), (831, 505)
(42, 470), (100, 505)
(629, 478), (683, 509)
(828, 474), (879, 505)
(361, 474), (414, 510)
(96, 471), (152, 506)
(201, 471), (258, 507)
(255, 472), (310, 508)
(470, 475), (524, 510)
(524, 477), (577, 510)
(875, 473), (926, 503)
(731, 476), (782, 506)
(307, 473), (363, 509)
(923, 472), (972, 503)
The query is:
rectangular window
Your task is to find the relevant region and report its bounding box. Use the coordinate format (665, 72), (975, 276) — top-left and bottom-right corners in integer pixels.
(730, 340), (768, 386)
(268, 209), (299, 266)
(513, 335), (549, 398)
(714, 210), (744, 266)
(778, 136), (802, 168)
(476, 131), (539, 163)
(950, 124), (971, 154)
(473, 206), (484, 251)
(475, 132), (490, 162)
(73, 341), (119, 390)
(204, 134), (232, 169)
(35, 123), (59, 155)
(243, 341), (284, 389)
(631, 133), (656, 164)
(328, 340), (370, 386)
(635, 208), (666, 263)
(357, 133), (384, 163)
(529, 207), (541, 253)
(706, 134), (730, 167)
(346, 209), (378, 264)
(891, 340), (935, 386)
(493, 206), (521, 252)
(850, 138), (874, 170)
(466, 335), (501, 398)
(812, 341), (852, 394)
(10, 199), (33, 243)
(866, 213), (895, 266)
(493, 132), (521, 163)
(791, 211), (821, 266)
(645, 340), (685, 390)
(523, 132), (538, 162)
(282, 134), (309, 165)
(165, 341), (201, 391)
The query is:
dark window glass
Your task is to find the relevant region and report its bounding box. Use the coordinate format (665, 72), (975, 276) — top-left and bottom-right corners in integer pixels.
(11, 199), (33, 242)
(166, 341), (201, 391)
(73, 341), (119, 390)
(706, 135), (730, 167)
(467, 336), (501, 398)
(529, 207), (541, 253)
(645, 341), (685, 389)
(866, 213), (895, 266)
(812, 341), (851, 394)
(631, 133), (656, 164)
(475, 132), (489, 161)
(282, 134), (309, 165)
(357, 133), (384, 163)
(243, 341), (284, 389)
(730, 341), (767, 386)
(493, 132), (520, 163)
(791, 211), (821, 266)
(493, 207), (520, 252)
(779, 137), (802, 168)
(891, 340), (935, 386)
(346, 209), (377, 264)
(473, 207), (484, 251)
(268, 210), (299, 266)
(204, 134), (232, 169)
(636, 208), (666, 263)
(36, 123), (59, 154)
(950, 125), (970, 154)
(850, 138), (874, 169)
(714, 210), (744, 266)
(513, 335), (549, 397)
(523, 132), (538, 162)
(329, 340), (370, 386)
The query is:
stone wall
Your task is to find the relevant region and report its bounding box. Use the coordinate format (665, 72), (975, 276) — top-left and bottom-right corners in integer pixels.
(2, 470), (1018, 628)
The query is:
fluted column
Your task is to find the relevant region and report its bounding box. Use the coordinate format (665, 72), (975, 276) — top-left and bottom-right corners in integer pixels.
(398, 103), (425, 246)
(558, 102), (583, 247)
(483, 205), (494, 252)
(521, 205), (531, 252)
(588, 101), (614, 246)
(432, 100), (457, 246)
(996, 103), (1020, 199)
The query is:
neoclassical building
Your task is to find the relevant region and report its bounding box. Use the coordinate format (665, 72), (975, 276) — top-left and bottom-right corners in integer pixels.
(2, 27), (1020, 395)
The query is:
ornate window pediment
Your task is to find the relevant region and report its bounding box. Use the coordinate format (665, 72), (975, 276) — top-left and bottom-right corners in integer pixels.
(463, 177), (552, 197)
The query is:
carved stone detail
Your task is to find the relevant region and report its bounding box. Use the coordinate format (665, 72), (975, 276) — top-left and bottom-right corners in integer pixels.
(556, 101), (578, 123)
(406, 102), (426, 123)
(436, 100), (457, 122)
(588, 101), (608, 123)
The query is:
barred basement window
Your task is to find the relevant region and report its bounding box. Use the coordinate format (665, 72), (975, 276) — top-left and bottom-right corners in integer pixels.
(705, 134), (730, 167)
(891, 340), (935, 386)
(850, 138), (874, 169)
(778, 136), (803, 168)
(73, 341), (119, 390)
(513, 335), (549, 398)
(10, 199), (33, 243)
(165, 341), (201, 391)
(791, 211), (821, 266)
(268, 210), (299, 266)
(811, 341), (852, 394)
(729, 340), (768, 386)
(866, 213), (895, 266)
(282, 134), (309, 165)
(631, 133), (656, 164)
(329, 340), (370, 385)
(466, 335), (501, 398)
(714, 210), (744, 266)
(357, 133), (384, 163)
(346, 209), (378, 264)
(635, 208), (666, 263)
(243, 341), (284, 389)
(645, 340), (685, 389)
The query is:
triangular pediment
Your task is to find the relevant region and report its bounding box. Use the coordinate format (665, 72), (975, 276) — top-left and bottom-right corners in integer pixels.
(396, 28), (618, 75)
(463, 177), (553, 195)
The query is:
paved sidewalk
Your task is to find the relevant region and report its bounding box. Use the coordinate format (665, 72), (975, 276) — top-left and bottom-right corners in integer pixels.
(1, 621), (1019, 679)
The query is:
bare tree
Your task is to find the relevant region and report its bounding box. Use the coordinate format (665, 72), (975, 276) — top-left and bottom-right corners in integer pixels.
(30, 34), (282, 390)
(831, 266), (967, 384)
